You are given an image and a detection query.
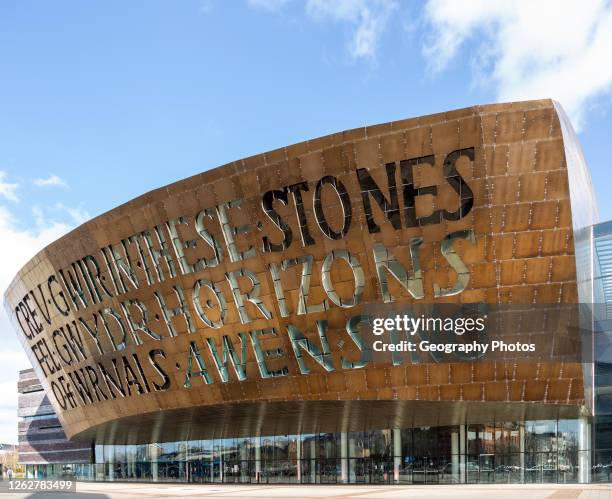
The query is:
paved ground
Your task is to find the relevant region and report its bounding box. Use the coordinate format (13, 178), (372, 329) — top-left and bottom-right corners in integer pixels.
(3, 482), (612, 499)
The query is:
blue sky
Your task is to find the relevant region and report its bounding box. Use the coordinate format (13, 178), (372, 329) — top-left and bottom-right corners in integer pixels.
(0, 0), (479, 229)
(0, 0), (612, 443)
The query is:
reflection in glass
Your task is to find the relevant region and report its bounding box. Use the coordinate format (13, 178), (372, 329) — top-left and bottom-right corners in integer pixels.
(22, 418), (609, 484)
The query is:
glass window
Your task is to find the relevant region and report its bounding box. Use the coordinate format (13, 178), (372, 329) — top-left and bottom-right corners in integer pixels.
(236, 437), (250, 460)
(176, 442), (190, 461)
(158, 442), (177, 462)
(525, 420), (556, 453)
(95, 444), (104, 464)
(185, 440), (202, 460)
(557, 449), (578, 483)
(524, 451), (557, 483)
(495, 422), (520, 454)
(413, 427), (433, 456)
(135, 462), (151, 480)
(414, 426), (455, 457)
(246, 436), (259, 461)
(261, 436), (275, 461)
(558, 420), (579, 452)
(494, 453), (521, 483)
(87, 419), (601, 484)
(467, 424), (495, 455)
(348, 432), (366, 458)
(287, 435), (299, 461)
(274, 435), (289, 461)
(400, 428), (413, 457)
(125, 444), (139, 462)
(592, 450), (612, 483)
(300, 434), (317, 459)
(319, 433), (339, 459)
(113, 445), (127, 464)
(368, 430), (392, 459)
(104, 445), (115, 464)
(219, 438), (238, 460)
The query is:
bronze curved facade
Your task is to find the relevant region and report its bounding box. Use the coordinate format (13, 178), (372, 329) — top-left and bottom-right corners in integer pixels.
(4, 99), (593, 449)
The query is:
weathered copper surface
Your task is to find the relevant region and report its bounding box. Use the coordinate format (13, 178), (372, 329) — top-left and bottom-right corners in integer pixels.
(4, 99), (585, 444)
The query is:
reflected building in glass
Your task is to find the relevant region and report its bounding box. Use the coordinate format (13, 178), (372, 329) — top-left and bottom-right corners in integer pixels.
(7, 100), (612, 484)
(19, 413), (597, 484)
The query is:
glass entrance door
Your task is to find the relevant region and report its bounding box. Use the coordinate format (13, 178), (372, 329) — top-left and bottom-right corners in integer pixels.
(187, 460), (210, 483)
(478, 454), (495, 483)
(350, 458), (368, 483)
(370, 460), (391, 484)
(320, 459), (338, 483)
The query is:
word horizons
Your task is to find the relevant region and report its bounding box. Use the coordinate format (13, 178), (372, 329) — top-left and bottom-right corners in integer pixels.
(10, 148), (476, 411)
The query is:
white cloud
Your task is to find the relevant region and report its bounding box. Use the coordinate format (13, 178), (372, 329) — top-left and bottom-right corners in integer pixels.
(423, 0), (612, 130)
(65, 206), (90, 225)
(32, 203), (91, 229)
(0, 171), (19, 202)
(33, 174), (68, 188)
(306, 0), (398, 59)
(0, 205), (74, 444)
(248, 0), (398, 59)
(0, 358), (30, 445)
(32, 205), (45, 227)
(247, 0), (291, 11)
(54, 202), (91, 225)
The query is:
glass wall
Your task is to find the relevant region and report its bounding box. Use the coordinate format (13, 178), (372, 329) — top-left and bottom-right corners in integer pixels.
(591, 222), (612, 483)
(23, 417), (607, 484)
